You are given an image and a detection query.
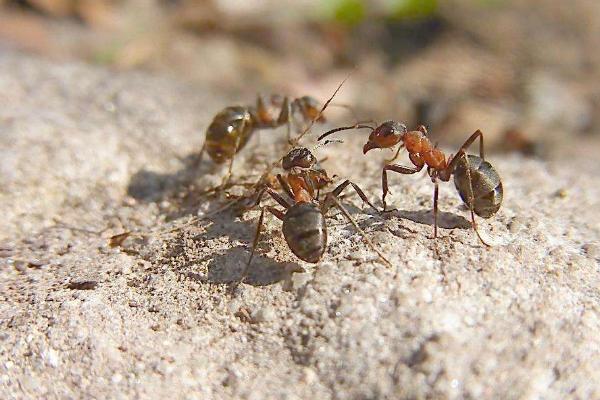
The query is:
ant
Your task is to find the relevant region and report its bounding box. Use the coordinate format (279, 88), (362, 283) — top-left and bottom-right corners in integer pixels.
(240, 146), (391, 283)
(318, 122), (503, 246)
(199, 94), (329, 188)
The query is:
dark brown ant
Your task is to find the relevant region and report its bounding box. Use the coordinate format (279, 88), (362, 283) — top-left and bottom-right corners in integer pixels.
(240, 146), (391, 283)
(318, 122), (503, 246)
(199, 94), (328, 188)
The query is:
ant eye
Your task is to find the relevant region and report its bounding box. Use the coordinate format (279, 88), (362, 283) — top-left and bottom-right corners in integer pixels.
(377, 121), (405, 137)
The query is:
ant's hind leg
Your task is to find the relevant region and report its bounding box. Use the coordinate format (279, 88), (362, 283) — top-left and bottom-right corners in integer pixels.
(457, 129), (485, 159)
(463, 156), (491, 247)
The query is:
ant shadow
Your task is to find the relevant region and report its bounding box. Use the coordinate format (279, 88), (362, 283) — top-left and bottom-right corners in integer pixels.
(127, 153), (208, 203)
(196, 215), (303, 286)
(386, 208), (471, 230)
(204, 247), (302, 286)
(126, 152), (302, 287)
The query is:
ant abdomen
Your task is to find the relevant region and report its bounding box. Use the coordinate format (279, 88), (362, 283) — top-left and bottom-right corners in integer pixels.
(453, 155), (503, 218)
(205, 106), (254, 164)
(282, 202), (327, 263)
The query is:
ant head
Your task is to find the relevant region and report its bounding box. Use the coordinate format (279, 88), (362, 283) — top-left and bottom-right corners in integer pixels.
(363, 121), (407, 154)
(282, 147), (317, 170)
(297, 96), (326, 123)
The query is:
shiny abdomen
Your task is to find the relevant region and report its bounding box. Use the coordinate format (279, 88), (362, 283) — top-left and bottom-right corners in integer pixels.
(453, 155), (503, 218)
(205, 106), (254, 164)
(282, 203), (327, 263)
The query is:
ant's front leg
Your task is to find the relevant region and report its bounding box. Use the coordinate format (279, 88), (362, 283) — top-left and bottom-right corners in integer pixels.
(381, 163), (423, 211)
(384, 144), (404, 165)
(329, 179), (378, 212)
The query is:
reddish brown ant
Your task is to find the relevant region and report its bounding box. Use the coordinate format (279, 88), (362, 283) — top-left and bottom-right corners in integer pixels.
(318, 122), (503, 246)
(198, 94), (329, 188)
(240, 146), (391, 283)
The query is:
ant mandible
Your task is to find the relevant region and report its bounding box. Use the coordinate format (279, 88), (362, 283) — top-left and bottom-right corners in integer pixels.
(240, 146), (392, 283)
(318, 122), (503, 246)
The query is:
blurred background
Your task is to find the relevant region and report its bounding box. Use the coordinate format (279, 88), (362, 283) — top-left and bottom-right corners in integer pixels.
(1, 0), (599, 158)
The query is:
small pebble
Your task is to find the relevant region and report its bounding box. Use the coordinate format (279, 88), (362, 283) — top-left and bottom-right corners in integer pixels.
(13, 260), (28, 272)
(554, 188), (568, 198)
(66, 280), (98, 290)
(27, 259), (46, 269)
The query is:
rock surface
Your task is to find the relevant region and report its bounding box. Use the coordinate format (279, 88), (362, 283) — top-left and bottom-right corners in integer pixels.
(1, 52), (599, 399)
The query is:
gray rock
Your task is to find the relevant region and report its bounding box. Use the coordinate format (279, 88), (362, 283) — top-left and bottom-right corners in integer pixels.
(1, 51), (599, 399)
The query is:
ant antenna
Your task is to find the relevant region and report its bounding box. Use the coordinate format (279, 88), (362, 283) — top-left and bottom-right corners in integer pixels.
(292, 71), (353, 145)
(313, 138), (345, 151)
(317, 122), (375, 142)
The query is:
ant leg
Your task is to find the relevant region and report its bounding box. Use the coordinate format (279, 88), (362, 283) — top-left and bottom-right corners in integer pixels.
(381, 164), (423, 211)
(276, 173), (295, 200)
(221, 157), (235, 189)
(442, 130), (485, 179)
(384, 144), (404, 165)
(266, 186), (293, 209)
(285, 98), (293, 144)
(255, 94), (274, 127)
(220, 136), (243, 188)
(323, 193), (392, 268)
(440, 147), (490, 246)
(462, 156), (491, 247)
(240, 184), (292, 284)
(241, 205), (286, 284)
(246, 185), (292, 210)
(328, 180), (378, 212)
(457, 129), (485, 159)
(242, 206), (266, 282)
(433, 178), (439, 239)
(273, 96), (293, 143)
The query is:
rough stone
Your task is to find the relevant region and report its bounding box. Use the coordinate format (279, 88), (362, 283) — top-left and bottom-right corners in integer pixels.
(1, 51), (599, 399)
